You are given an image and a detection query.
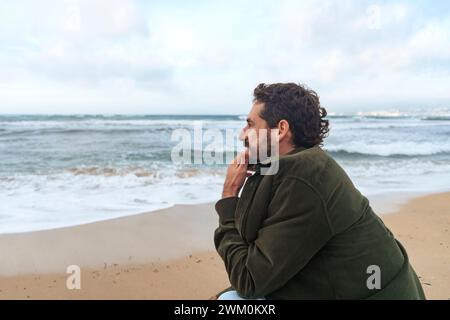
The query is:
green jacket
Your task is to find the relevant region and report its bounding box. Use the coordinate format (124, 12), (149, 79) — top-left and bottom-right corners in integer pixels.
(214, 146), (425, 299)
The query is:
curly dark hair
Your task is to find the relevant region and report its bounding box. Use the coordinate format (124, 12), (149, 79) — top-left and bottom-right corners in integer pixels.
(253, 82), (330, 148)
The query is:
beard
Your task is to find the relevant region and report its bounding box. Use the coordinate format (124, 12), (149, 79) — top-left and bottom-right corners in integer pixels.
(244, 129), (273, 164)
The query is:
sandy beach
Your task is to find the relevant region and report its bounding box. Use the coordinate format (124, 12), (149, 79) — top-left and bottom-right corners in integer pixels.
(0, 192), (448, 300)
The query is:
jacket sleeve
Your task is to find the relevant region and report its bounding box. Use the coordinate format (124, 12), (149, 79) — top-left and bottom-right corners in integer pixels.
(214, 177), (334, 299)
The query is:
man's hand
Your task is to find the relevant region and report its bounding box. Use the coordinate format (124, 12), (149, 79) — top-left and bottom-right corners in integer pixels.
(222, 150), (252, 198)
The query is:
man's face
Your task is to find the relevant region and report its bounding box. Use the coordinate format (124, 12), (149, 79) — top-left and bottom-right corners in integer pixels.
(239, 102), (275, 163)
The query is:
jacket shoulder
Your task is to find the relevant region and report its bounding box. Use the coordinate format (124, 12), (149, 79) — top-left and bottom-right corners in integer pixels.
(273, 146), (332, 186)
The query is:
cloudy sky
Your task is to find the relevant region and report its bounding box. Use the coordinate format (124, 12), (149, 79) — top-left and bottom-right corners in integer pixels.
(0, 0), (449, 114)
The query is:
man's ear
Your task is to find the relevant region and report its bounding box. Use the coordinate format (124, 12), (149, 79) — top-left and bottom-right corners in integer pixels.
(277, 120), (290, 141)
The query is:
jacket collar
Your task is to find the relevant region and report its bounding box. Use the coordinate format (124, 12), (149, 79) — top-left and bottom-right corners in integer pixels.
(285, 146), (308, 156)
(254, 146), (308, 174)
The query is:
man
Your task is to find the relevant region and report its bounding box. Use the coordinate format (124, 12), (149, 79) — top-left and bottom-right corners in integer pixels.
(212, 82), (425, 300)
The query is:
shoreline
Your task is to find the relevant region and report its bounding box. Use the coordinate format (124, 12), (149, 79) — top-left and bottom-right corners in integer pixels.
(0, 191), (449, 299)
(2, 188), (448, 236)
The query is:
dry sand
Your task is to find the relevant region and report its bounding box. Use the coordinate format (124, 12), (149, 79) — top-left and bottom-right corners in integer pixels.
(381, 192), (450, 300)
(0, 192), (448, 299)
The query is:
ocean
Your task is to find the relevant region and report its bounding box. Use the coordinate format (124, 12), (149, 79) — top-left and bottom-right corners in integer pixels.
(1, 112), (449, 233)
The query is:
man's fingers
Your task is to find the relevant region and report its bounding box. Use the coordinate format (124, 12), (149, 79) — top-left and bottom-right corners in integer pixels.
(235, 153), (241, 164)
(235, 151), (248, 165)
(244, 149), (249, 163)
(228, 149), (251, 165)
